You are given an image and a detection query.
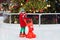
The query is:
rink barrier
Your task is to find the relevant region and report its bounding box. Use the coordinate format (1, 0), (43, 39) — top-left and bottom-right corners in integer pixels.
(2, 12), (60, 26)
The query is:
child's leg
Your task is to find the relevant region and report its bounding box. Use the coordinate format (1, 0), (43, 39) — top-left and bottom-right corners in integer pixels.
(22, 27), (25, 34)
(20, 27), (23, 34)
(20, 27), (26, 37)
(19, 27), (26, 37)
(20, 27), (25, 34)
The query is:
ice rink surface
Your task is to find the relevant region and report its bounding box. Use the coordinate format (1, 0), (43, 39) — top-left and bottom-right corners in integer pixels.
(0, 16), (60, 40)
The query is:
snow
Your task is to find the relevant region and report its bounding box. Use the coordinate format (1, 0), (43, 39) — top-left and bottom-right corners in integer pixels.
(0, 16), (60, 40)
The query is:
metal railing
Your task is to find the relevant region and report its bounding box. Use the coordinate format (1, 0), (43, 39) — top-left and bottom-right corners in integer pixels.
(1, 11), (60, 26)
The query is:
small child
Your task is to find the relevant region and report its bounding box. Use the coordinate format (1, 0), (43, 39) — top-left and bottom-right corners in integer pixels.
(26, 18), (36, 38)
(19, 12), (27, 37)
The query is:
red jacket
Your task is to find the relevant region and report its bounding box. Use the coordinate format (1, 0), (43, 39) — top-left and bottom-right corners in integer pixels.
(19, 12), (27, 27)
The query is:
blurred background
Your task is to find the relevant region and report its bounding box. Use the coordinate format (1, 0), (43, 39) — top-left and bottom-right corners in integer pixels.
(0, 0), (60, 13)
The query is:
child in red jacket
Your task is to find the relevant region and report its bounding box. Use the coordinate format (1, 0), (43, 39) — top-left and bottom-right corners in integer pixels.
(26, 18), (36, 38)
(19, 11), (27, 37)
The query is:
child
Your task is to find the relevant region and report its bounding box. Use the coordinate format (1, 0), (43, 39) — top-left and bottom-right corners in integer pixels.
(26, 18), (36, 38)
(19, 11), (27, 37)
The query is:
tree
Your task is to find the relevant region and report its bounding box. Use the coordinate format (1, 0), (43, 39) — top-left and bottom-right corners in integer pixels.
(23, 0), (47, 13)
(10, 0), (48, 13)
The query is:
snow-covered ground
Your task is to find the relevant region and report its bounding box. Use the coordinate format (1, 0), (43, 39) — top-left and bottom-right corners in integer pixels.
(0, 16), (60, 40)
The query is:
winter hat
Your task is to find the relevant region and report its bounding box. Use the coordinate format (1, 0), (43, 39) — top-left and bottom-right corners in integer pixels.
(20, 8), (25, 12)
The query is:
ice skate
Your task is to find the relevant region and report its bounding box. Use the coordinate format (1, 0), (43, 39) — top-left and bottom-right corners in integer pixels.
(19, 33), (26, 37)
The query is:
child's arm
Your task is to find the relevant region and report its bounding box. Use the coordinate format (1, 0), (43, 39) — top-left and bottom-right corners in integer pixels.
(24, 19), (27, 25)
